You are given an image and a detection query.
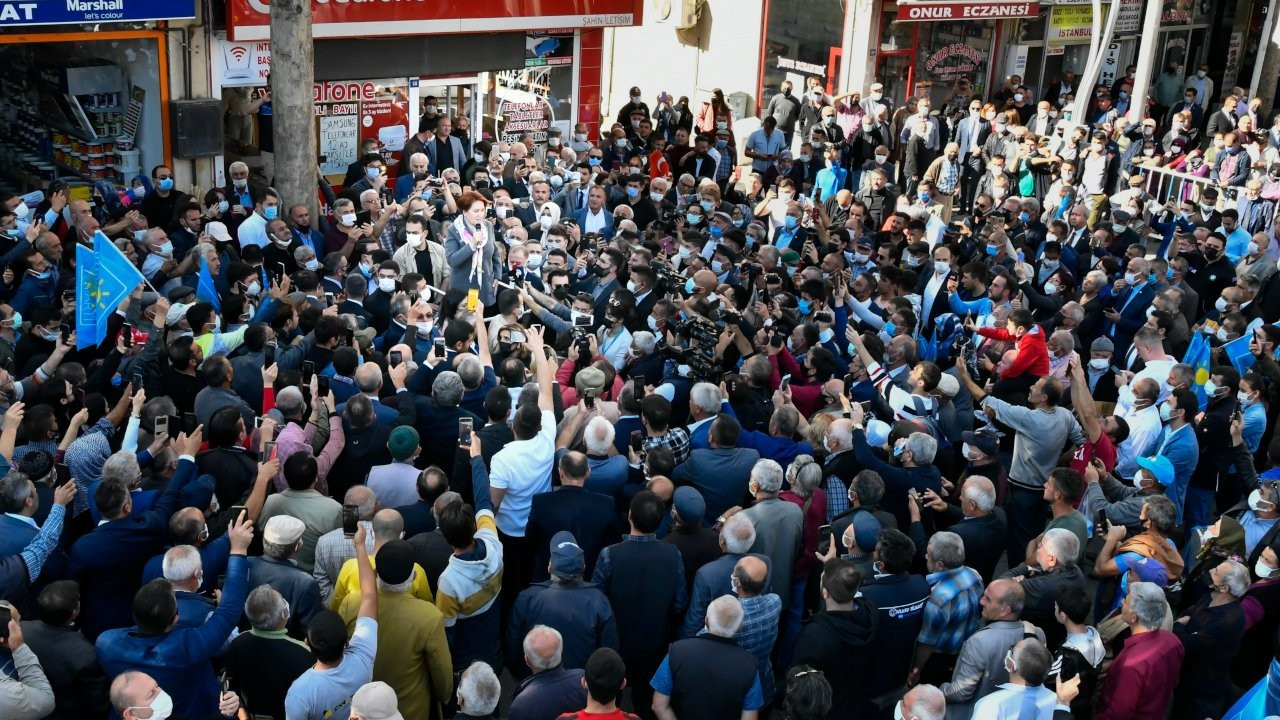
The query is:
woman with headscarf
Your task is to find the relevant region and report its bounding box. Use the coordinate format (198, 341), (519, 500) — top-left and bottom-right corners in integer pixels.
(1180, 514), (1247, 611)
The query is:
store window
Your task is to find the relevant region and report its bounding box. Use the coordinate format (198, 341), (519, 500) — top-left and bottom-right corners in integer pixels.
(761, 0), (846, 108)
(0, 37), (166, 198)
(914, 21), (995, 109)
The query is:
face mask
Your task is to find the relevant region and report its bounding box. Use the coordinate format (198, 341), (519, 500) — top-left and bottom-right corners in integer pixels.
(575, 133), (588, 143)
(717, 121), (728, 130)
(341, 213), (357, 226)
(263, 206), (280, 221)
(413, 320), (435, 338)
(1013, 93), (1024, 103)
(874, 154), (888, 165)
(883, 321), (896, 336)
(366, 168), (382, 181)
(1250, 488), (1276, 513)
(1044, 282), (1059, 295)
(784, 216), (799, 229)
(1205, 247), (1221, 260)
(245, 280), (261, 296)
(1199, 70), (1208, 78)
(131, 186), (146, 199)
(1215, 296), (1229, 313)
(1124, 272), (1140, 285)
(711, 260), (725, 274)
(1158, 403), (1174, 423)
(709, 226), (724, 239)
(1240, 390), (1255, 406)
(918, 192), (931, 204)
(686, 213), (702, 226)
(157, 241), (173, 257)
(1089, 357), (1109, 370)
(1204, 379), (1220, 397)
(985, 245), (999, 257)
(129, 690), (174, 720)
(892, 442), (905, 458)
(798, 299), (811, 315)
(304, 259), (319, 272)
(1248, 241), (1260, 256)
(1257, 559), (1276, 579)
(405, 232), (425, 249)
(684, 277), (696, 295)
(677, 246), (693, 260)
(377, 278), (396, 293)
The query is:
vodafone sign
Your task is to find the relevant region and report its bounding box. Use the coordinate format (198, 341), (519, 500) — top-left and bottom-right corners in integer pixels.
(227, 0), (642, 41)
(895, 1), (1039, 21)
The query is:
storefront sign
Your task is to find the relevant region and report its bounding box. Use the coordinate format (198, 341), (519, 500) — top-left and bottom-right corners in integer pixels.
(1099, 42), (1122, 87)
(1047, 0), (1140, 42)
(0, 0), (194, 26)
(923, 44), (985, 82)
(895, 1), (1039, 22)
(1161, 0), (1192, 24)
(227, 0), (640, 41)
(526, 33), (574, 67)
(1222, 31), (1243, 89)
(213, 37), (272, 87)
(310, 79), (408, 181)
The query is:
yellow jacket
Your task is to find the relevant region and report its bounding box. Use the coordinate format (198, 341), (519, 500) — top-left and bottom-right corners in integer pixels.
(328, 555), (434, 610)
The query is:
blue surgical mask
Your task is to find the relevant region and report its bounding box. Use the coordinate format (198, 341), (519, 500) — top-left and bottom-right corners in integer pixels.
(1166, 267), (1175, 280)
(700, 200), (714, 212)
(158, 178), (174, 192)
(883, 321), (896, 336)
(716, 139), (728, 148)
(263, 206), (279, 220)
(893, 442), (905, 458)
(785, 216), (799, 229)
(588, 157), (602, 167)
(367, 168), (381, 180)
(985, 245), (999, 256)
(798, 299), (811, 315)
(1019, 211), (1030, 222)
(686, 213), (701, 225)
(625, 186), (640, 199)
(710, 225), (723, 238)
(218, 200), (230, 214)
(711, 260), (725, 273)
(684, 277), (696, 294)
(919, 192), (931, 204)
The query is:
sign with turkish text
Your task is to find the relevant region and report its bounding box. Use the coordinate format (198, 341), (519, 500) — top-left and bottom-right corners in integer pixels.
(526, 33), (574, 67)
(895, 0), (1039, 22)
(227, 0), (640, 41)
(1047, 4), (1094, 42)
(0, 0), (194, 26)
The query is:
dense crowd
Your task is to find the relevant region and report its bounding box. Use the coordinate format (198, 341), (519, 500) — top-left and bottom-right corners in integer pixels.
(0, 71), (1279, 720)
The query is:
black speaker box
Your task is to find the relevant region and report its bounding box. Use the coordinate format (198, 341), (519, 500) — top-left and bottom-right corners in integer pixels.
(170, 98), (223, 157)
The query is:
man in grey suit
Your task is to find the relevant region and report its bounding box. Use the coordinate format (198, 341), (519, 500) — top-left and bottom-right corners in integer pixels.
(671, 415), (761, 526)
(736, 459), (802, 609)
(556, 176), (590, 218)
(425, 116), (467, 176)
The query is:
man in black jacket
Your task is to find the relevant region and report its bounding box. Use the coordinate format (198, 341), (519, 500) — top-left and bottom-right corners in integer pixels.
(1000, 528), (1087, 649)
(1189, 366), (1241, 528)
(18, 580), (109, 719)
(790, 558), (878, 719)
(918, 476), (1007, 584)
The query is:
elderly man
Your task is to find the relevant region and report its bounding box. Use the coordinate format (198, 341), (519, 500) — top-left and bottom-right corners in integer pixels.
(455, 661), (501, 720)
(509, 626), (587, 720)
(910, 531), (984, 687)
(940, 579), (1046, 717)
(223, 586), (315, 719)
(971, 637), (1057, 718)
(247, 515), (323, 638)
(1096, 582), (1184, 720)
(735, 460), (803, 608)
(507, 531), (618, 675)
(1002, 528), (1086, 648)
(918, 476), (1006, 584)
(330, 509), (433, 610)
(651, 596), (765, 720)
(730, 556), (782, 706)
(108, 670), (240, 720)
(396, 152), (430, 202)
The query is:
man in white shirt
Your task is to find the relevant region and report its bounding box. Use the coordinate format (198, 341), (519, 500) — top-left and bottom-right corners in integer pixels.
(237, 186), (279, 250)
(1114, 377), (1163, 479)
(579, 186), (610, 235)
(1115, 327), (1175, 413)
(488, 326), (556, 583)
(970, 638), (1058, 719)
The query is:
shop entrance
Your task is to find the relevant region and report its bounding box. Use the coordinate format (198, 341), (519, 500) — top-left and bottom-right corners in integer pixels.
(876, 51), (915, 114)
(413, 78), (481, 150)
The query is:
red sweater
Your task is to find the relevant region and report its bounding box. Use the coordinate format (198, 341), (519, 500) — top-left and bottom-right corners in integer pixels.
(976, 324), (1050, 379)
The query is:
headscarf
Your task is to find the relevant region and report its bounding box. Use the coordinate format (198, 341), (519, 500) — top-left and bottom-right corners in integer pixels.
(1197, 514), (1246, 562)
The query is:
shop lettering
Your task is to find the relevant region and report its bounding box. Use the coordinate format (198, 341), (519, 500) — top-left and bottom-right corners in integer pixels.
(580, 14), (633, 25)
(778, 57), (827, 76)
(925, 43), (983, 72)
(313, 82), (377, 103)
(0, 3), (37, 21)
(902, 2), (1037, 20)
(66, 0), (124, 10)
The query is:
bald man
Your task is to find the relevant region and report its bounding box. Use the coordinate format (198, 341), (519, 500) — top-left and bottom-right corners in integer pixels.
(509, 625), (588, 720)
(329, 509), (434, 609)
(732, 556), (782, 705)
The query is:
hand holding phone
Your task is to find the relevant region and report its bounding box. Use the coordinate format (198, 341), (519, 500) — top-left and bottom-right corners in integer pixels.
(342, 504), (360, 537)
(458, 417), (474, 446)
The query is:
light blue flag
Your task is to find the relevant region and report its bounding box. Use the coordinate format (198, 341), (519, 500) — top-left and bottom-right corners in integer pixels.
(88, 231), (146, 346)
(197, 254), (220, 312)
(1183, 330), (1211, 411)
(1222, 333), (1256, 374)
(74, 243), (102, 349)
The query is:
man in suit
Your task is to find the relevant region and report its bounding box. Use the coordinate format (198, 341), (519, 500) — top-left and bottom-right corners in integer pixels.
(1165, 87), (1204, 129)
(918, 244), (954, 334)
(556, 177), (591, 218)
(1044, 72), (1076, 107)
(671, 415), (762, 525)
(1026, 101), (1057, 138)
(1235, 179), (1275, 237)
(0, 472), (45, 556)
(1102, 257), (1156, 357)
(954, 99), (990, 214)
(1205, 95), (1240, 142)
(336, 273), (376, 330)
(920, 476), (1007, 584)
(69, 433), (202, 640)
(573, 186), (615, 239)
(526, 451), (621, 582)
(336, 362), (400, 428)
(424, 116), (468, 176)
(393, 467), (449, 539)
(504, 156), (538, 200)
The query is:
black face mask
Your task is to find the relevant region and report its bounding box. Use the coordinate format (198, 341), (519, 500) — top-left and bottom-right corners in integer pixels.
(552, 286), (570, 300)
(1204, 248), (1220, 261)
(594, 265), (611, 278)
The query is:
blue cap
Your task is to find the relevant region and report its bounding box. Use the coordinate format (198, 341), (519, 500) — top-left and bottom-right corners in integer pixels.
(1136, 455), (1174, 487)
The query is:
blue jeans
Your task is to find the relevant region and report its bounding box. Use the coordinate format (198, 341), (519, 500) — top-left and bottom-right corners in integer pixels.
(1185, 485), (1215, 531)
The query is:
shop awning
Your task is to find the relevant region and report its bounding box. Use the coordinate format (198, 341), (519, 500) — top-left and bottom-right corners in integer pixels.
(895, 0), (1040, 22)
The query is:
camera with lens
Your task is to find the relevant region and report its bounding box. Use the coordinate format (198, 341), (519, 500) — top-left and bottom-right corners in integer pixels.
(654, 208), (679, 232)
(650, 260), (678, 296)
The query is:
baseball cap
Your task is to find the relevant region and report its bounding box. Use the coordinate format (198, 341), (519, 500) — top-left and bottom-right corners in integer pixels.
(851, 512), (882, 553)
(673, 486), (706, 525)
(550, 530), (585, 577)
(205, 221), (232, 243)
(1136, 456), (1174, 487)
(961, 428), (999, 458)
(263, 515), (305, 545)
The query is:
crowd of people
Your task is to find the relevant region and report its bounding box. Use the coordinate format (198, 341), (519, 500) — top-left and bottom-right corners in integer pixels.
(0, 71), (1279, 720)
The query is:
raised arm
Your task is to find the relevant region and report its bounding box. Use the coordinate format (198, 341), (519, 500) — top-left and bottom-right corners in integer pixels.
(1066, 355), (1101, 442)
(527, 325), (554, 412)
(352, 523), (378, 619)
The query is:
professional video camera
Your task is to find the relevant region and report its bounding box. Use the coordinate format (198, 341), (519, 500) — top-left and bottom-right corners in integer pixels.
(658, 315), (721, 380)
(650, 260), (680, 296)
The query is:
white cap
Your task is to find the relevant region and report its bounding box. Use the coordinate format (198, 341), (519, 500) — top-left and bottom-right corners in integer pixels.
(205, 221), (232, 243)
(166, 302), (191, 327)
(263, 515), (305, 545)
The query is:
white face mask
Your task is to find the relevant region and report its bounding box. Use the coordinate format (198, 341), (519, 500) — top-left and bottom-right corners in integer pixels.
(377, 277), (396, 293)
(1089, 357), (1110, 370)
(406, 232), (425, 248)
(1257, 559), (1275, 579)
(129, 690), (174, 720)
(1250, 488), (1275, 513)
(416, 320), (434, 336)
(340, 213), (357, 226)
(245, 280), (261, 296)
